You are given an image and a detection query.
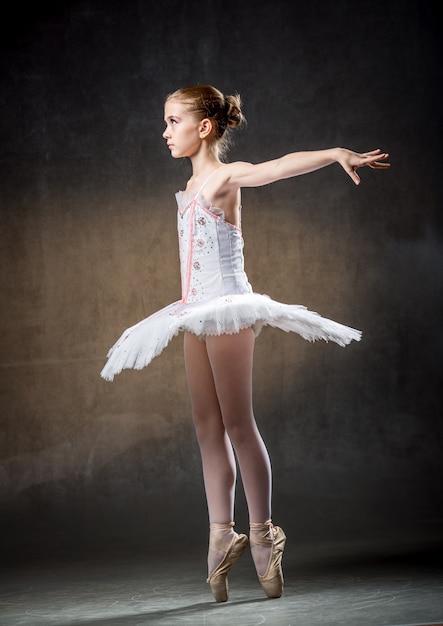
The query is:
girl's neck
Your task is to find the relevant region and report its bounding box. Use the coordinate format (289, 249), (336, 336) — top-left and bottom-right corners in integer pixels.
(189, 148), (221, 180)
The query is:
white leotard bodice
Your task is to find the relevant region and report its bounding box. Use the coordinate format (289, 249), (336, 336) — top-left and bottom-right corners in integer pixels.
(175, 190), (253, 304)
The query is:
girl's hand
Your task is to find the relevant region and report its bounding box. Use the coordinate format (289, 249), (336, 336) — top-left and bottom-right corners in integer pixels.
(338, 148), (390, 185)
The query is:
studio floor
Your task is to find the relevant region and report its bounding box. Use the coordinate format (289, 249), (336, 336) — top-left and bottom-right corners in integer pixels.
(1, 537), (442, 626)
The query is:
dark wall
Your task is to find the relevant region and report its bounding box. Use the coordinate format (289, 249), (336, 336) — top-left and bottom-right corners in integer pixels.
(1, 0), (441, 555)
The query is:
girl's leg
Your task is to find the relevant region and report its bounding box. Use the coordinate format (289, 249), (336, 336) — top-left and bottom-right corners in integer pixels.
(205, 329), (273, 575)
(184, 331), (238, 576)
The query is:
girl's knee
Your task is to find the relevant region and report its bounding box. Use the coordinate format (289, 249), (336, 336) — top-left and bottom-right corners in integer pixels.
(192, 410), (225, 441)
(224, 416), (257, 447)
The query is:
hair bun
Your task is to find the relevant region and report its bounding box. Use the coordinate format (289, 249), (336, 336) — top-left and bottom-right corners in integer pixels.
(225, 94), (245, 129)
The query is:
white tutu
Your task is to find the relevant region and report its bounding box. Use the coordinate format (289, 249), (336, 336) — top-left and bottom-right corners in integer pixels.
(101, 180), (361, 382)
(100, 293), (361, 381)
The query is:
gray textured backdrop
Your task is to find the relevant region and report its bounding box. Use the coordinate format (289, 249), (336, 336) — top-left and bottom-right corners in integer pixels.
(1, 0), (441, 556)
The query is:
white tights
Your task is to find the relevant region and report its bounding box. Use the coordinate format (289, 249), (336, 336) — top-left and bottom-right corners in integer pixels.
(184, 329), (273, 576)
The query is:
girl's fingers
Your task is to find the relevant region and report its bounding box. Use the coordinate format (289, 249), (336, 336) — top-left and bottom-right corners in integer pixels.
(369, 161), (391, 169)
(364, 152), (390, 168)
(347, 168), (361, 185)
(363, 149), (383, 157)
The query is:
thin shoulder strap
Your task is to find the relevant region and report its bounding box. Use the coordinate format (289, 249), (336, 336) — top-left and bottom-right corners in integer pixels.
(195, 168), (220, 197)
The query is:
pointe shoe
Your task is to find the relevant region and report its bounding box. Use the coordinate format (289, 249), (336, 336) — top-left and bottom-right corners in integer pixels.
(206, 522), (248, 602)
(250, 520), (286, 598)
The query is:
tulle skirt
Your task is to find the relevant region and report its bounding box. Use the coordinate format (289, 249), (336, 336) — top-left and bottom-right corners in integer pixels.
(100, 293), (361, 381)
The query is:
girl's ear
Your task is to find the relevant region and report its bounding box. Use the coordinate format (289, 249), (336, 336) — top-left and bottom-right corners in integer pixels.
(199, 118), (213, 139)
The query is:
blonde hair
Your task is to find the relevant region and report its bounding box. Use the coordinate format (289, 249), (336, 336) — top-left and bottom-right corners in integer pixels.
(166, 84), (245, 159)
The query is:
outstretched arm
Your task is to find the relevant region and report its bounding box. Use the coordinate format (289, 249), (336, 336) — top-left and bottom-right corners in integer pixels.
(226, 148), (390, 189)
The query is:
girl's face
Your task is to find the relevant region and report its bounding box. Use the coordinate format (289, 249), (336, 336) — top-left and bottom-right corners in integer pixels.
(163, 99), (202, 159)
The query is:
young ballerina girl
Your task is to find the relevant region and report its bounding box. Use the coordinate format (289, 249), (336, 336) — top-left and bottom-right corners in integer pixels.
(101, 84), (389, 602)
